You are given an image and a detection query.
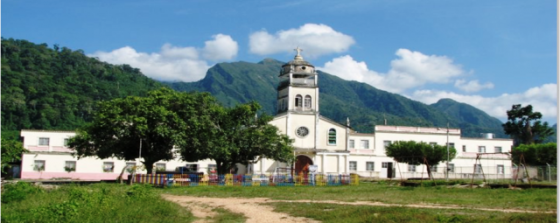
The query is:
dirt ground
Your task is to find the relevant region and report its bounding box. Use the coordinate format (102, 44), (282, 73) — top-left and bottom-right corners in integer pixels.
(161, 194), (555, 223)
(161, 195), (320, 223)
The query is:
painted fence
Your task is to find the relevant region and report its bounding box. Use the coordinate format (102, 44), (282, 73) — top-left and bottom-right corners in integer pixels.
(133, 173), (360, 187)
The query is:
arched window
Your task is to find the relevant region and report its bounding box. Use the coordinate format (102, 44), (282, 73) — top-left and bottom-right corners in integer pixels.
(304, 95), (312, 109)
(328, 128), (336, 145)
(295, 95), (302, 108)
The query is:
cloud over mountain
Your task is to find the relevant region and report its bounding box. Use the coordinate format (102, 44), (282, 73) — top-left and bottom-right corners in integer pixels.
(318, 49), (555, 122)
(318, 49), (468, 93)
(411, 83), (557, 122)
(91, 34), (238, 82)
(454, 79), (494, 92)
(249, 23), (355, 58)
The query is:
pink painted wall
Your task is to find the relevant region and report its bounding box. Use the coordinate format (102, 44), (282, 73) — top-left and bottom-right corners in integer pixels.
(21, 172), (129, 181)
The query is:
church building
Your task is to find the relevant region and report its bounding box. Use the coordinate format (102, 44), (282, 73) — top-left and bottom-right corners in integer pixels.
(253, 48), (514, 179)
(16, 49), (513, 181)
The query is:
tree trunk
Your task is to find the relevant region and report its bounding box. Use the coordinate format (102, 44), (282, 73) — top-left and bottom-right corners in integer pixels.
(426, 165), (432, 179)
(216, 161), (227, 175)
(143, 160), (155, 174)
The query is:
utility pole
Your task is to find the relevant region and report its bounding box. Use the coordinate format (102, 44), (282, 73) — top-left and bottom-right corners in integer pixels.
(446, 122), (449, 182)
(135, 139), (142, 183)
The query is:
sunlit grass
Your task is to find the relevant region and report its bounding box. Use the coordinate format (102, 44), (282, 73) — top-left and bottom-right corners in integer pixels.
(2, 183), (195, 223)
(269, 202), (556, 223)
(162, 181), (557, 211)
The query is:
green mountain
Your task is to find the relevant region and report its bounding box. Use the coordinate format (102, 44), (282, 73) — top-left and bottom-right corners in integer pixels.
(166, 59), (507, 137)
(1, 38), (508, 139)
(167, 59), (282, 114)
(1, 38), (165, 136)
(430, 98), (507, 138)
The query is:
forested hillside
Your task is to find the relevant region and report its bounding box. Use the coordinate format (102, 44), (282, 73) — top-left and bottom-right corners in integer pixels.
(430, 99), (507, 138)
(1, 38), (511, 139)
(1, 38), (164, 137)
(166, 59), (508, 137)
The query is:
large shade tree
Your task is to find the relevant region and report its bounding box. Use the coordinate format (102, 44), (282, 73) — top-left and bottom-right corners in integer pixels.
(503, 104), (554, 146)
(512, 143), (557, 166)
(178, 101), (294, 175)
(385, 140), (457, 178)
(68, 88), (218, 173)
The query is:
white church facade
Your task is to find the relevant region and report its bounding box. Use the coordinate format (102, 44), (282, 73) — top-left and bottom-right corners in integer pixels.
(253, 49), (514, 179)
(16, 49), (513, 181)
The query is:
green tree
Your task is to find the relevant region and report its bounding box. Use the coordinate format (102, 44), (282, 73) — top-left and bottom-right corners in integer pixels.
(503, 104), (554, 146)
(1, 138), (28, 174)
(68, 88), (216, 173)
(512, 143), (557, 166)
(385, 141), (457, 178)
(178, 101), (294, 175)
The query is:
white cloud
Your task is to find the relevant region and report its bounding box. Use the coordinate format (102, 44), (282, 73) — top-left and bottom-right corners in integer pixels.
(318, 49), (556, 122)
(90, 34), (238, 82)
(318, 49), (466, 93)
(410, 83), (558, 122)
(249, 23), (355, 58)
(202, 34), (238, 61)
(454, 79), (494, 92)
(320, 55), (387, 92)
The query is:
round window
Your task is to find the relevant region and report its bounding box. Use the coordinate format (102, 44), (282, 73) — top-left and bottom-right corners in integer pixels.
(296, 126), (309, 137)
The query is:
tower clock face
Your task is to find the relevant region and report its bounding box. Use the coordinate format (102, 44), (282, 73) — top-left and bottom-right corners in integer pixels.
(296, 126), (309, 137)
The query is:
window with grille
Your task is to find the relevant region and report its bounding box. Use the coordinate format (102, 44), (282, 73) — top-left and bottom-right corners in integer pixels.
(34, 160), (45, 171)
(478, 146), (486, 153)
(448, 163), (455, 173)
(185, 164), (198, 172)
(39, 137), (50, 146)
(64, 138), (69, 146)
(497, 165), (504, 174)
(448, 142), (455, 148)
(64, 161), (76, 172)
(366, 162), (374, 171)
(349, 140), (355, 149)
(462, 145), (466, 152)
(304, 95), (312, 108)
(408, 165), (416, 172)
(475, 164), (482, 173)
(328, 129), (336, 145)
(103, 162), (114, 173)
(349, 161), (357, 171)
(383, 141), (391, 148)
(155, 163), (166, 171)
(430, 165), (438, 173)
(494, 147), (502, 153)
(361, 140), (369, 149)
(382, 162), (391, 168)
(126, 162), (136, 172)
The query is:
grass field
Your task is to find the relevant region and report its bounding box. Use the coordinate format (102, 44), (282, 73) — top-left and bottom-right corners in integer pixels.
(1, 182), (195, 222)
(2, 180), (557, 222)
(164, 181), (557, 211)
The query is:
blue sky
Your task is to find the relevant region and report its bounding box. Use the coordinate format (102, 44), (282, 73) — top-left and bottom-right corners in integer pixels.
(3, 0), (557, 123)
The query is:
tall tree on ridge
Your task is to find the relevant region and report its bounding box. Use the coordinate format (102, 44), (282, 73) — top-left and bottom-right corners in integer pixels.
(502, 104), (554, 146)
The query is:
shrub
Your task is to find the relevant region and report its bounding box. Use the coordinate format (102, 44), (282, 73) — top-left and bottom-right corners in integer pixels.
(126, 184), (155, 199)
(1, 182), (43, 204)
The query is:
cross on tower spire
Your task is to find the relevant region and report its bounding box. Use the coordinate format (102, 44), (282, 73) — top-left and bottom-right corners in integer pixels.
(294, 47), (304, 61)
(294, 47), (303, 56)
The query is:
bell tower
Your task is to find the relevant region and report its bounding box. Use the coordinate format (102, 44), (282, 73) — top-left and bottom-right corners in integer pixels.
(276, 47), (319, 115)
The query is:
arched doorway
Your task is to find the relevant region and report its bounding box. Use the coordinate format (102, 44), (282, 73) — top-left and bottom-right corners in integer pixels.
(295, 155), (313, 175)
